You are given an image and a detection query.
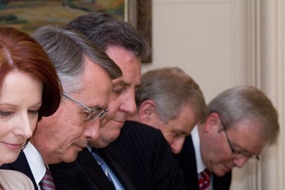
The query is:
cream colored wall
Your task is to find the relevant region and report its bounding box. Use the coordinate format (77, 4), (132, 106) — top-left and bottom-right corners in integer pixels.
(142, 0), (285, 190)
(142, 0), (249, 102)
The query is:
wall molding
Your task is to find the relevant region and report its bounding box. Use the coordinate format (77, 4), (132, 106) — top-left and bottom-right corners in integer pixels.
(259, 0), (285, 190)
(232, 0), (284, 189)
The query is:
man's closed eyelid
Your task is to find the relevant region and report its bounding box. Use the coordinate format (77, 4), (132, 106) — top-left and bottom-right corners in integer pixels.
(232, 146), (250, 156)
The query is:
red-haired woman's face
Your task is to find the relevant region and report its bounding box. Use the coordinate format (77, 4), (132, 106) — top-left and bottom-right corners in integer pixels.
(0, 71), (42, 166)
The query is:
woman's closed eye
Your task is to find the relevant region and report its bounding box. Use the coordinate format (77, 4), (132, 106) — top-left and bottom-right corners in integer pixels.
(28, 109), (40, 115)
(0, 111), (12, 117)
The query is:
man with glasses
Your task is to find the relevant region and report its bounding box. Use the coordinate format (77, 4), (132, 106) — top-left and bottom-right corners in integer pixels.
(49, 12), (185, 190)
(176, 85), (279, 190)
(63, 94), (109, 121)
(220, 121), (260, 160)
(1, 25), (122, 189)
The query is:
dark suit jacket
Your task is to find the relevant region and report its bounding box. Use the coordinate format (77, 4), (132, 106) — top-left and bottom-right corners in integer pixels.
(0, 149), (100, 190)
(50, 161), (101, 190)
(0, 151), (38, 190)
(50, 120), (186, 190)
(174, 135), (232, 190)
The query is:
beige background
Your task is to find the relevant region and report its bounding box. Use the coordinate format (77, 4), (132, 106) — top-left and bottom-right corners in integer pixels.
(142, 0), (285, 189)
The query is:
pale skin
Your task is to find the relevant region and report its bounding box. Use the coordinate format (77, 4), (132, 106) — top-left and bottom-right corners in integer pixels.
(130, 99), (198, 154)
(0, 71), (42, 166)
(89, 45), (141, 148)
(31, 56), (113, 164)
(199, 112), (266, 176)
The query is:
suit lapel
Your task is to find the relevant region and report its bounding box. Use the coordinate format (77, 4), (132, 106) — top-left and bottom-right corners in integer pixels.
(103, 145), (137, 190)
(175, 135), (199, 190)
(77, 148), (115, 190)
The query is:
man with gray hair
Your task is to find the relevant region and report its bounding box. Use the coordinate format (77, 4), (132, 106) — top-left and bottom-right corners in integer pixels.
(176, 85), (279, 189)
(1, 25), (122, 190)
(129, 66), (208, 154)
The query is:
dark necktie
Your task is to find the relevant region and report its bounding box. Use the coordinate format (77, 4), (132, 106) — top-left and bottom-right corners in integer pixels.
(40, 167), (56, 190)
(198, 168), (211, 190)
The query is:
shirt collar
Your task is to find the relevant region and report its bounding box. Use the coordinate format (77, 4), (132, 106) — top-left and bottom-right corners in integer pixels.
(191, 125), (206, 174)
(23, 142), (46, 188)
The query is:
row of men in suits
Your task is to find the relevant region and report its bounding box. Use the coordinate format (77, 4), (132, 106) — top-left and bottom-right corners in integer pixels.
(1, 12), (280, 190)
(49, 13), (185, 190)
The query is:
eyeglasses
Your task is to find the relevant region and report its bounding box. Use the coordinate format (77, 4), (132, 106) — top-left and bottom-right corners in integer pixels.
(220, 120), (260, 161)
(63, 93), (108, 121)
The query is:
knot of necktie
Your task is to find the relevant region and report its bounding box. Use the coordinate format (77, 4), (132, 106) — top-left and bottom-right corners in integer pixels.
(198, 168), (211, 190)
(40, 167), (56, 190)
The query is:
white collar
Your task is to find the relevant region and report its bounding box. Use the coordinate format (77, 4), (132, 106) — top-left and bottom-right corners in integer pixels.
(23, 142), (46, 189)
(191, 125), (206, 174)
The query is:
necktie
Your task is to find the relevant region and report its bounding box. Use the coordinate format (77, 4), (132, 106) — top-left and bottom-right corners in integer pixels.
(91, 150), (112, 182)
(198, 169), (211, 190)
(40, 167), (56, 190)
(91, 149), (124, 190)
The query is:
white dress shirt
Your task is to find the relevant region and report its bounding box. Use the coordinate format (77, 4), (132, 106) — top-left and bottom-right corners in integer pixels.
(191, 125), (213, 190)
(191, 125), (206, 174)
(23, 142), (46, 190)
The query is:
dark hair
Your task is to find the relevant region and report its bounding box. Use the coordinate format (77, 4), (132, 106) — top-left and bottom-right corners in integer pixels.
(67, 12), (150, 60)
(0, 26), (62, 119)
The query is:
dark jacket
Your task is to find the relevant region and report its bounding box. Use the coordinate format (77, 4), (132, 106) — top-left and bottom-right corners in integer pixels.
(50, 120), (186, 190)
(1, 151), (38, 190)
(174, 135), (232, 190)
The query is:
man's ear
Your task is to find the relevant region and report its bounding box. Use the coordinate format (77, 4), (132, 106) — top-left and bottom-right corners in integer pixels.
(204, 112), (220, 132)
(137, 100), (157, 122)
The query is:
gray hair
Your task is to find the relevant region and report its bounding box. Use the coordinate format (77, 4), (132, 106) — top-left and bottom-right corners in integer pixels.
(32, 25), (122, 93)
(136, 67), (208, 123)
(67, 12), (150, 61)
(208, 85), (279, 145)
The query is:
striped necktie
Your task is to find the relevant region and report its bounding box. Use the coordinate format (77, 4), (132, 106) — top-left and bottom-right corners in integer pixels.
(40, 167), (56, 190)
(198, 168), (211, 190)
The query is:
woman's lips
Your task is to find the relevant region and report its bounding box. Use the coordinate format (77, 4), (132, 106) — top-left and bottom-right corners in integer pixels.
(3, 142), (24, 150)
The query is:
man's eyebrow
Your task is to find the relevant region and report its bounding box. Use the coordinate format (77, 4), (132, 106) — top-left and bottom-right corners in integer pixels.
(113, 79), (128, 86)
(124, 82), (132, 86)
(173, 129), (188, 136)
(89, 105), (104, 110)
